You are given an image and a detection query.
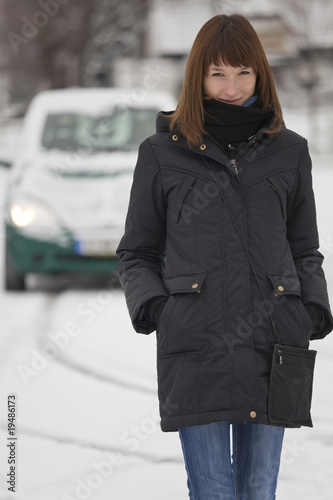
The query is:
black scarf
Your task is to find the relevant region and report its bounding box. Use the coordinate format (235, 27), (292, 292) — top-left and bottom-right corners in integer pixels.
(204, 99), (275, 148)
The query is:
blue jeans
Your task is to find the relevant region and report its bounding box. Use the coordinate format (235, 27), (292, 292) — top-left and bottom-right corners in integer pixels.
(179, 422), (284, 500)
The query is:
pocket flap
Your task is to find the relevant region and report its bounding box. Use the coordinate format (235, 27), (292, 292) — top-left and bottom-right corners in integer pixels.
(164, 271), (207, 294)
(268, 273), (301, 297)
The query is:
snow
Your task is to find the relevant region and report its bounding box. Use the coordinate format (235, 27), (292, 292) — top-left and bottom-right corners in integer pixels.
(0, 110), (333, 499)
(25, 87), (177, 116)
(14, 88), (177, 160)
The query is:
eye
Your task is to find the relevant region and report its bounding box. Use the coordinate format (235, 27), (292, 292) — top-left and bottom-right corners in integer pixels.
(212, 72), (224, 77)
(239, 70), (250, 75)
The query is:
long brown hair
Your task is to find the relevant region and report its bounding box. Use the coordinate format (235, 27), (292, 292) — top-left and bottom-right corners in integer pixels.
(170, 14), (284, 147)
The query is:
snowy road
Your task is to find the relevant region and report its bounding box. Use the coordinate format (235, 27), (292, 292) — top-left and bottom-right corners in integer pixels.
(0, 137), (333, 499)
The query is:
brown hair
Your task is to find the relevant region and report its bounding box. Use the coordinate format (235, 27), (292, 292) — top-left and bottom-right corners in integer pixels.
(170, 14), (284, 147)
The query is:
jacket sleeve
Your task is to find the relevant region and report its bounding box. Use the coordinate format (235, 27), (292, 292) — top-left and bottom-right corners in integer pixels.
(287, 141), (333, 339)
(116, 139), (169, 334)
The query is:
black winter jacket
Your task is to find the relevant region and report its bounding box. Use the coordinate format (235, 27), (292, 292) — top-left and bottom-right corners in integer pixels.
(116, 111), (333, 432)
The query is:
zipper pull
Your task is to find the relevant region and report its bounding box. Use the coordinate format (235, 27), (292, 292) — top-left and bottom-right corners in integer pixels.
(230, 159), (238, 175)
(277, 349), (283, 364)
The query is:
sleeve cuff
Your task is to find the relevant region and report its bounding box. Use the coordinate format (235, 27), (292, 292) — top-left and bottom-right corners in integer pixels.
(144, 296), (169, 325)
(305, 302), (325, 334)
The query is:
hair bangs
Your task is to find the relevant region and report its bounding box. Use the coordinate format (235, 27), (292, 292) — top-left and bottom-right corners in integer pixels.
(205, 32), (258, 74)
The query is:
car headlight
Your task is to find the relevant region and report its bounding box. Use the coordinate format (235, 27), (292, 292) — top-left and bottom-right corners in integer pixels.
(11, 204), (36, 227)
(9, 198), (68, 244)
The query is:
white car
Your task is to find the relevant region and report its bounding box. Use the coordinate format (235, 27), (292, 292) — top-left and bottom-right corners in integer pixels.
(4, 87), (176, 290)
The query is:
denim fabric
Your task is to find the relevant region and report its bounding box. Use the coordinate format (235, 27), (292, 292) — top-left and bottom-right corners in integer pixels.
(179, 421), (284, 500)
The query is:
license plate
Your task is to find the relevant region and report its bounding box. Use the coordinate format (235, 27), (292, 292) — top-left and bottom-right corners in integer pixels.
(74, 239), (118, 256)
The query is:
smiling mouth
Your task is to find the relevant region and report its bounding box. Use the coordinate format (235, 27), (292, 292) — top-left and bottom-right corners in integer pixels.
(219, 98), (242, 104)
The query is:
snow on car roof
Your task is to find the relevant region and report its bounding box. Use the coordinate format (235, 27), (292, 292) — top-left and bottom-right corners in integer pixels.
(26, 87), (176, 116)
(19, 87), (177, 157)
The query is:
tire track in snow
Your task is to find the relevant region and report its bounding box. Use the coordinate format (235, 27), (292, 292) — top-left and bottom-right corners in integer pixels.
(0, 422), (182, 464)
(34, 289), (157, 395)
(53, 352), (157, 395)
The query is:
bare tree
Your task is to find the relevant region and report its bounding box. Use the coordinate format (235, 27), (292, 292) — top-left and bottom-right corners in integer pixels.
(79, 0), (150, 86)
(281, 0), (333, 150)
(0, 0), (151, 104)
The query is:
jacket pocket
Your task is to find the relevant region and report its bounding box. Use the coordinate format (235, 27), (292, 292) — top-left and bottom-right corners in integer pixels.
(169, 176), (197, 224)
(267, 273), (313, 347)
(157, 271), (208, 356)
(267, 178), (286, 221)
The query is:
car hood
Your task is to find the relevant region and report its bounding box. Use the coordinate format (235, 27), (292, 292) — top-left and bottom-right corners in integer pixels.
(10, 150), (137, 234)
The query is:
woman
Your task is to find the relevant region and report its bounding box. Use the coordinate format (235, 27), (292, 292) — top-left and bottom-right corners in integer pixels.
(116, 14), (333, 499)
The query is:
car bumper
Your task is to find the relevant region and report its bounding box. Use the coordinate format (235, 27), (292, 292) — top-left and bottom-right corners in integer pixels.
(6, 224), (119, 273)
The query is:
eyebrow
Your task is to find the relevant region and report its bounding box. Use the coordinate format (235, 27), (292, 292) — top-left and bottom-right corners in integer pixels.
(209, 66), (250, 71)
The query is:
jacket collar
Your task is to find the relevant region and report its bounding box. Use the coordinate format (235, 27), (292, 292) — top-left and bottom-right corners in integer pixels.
(156, 111), (273, 169)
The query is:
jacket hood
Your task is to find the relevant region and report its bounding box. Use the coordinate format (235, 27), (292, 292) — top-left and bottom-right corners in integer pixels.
(156, 111), (175, 133)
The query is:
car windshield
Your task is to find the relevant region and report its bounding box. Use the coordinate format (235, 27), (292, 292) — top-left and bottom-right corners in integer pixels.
(41, 107), (158, 151)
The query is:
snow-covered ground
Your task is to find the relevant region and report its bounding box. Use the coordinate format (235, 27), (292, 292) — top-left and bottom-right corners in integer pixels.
(0, 113), (333, 500)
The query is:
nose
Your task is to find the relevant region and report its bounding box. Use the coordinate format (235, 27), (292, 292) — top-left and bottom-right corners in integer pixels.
(223, 79), (238, 97)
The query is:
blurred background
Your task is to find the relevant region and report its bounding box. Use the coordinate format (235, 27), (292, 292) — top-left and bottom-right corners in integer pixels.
(0, 1), (333, 499)
(1, 0), (333, 152)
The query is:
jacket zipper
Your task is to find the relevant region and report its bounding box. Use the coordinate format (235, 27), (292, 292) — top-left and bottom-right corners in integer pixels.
(230, 159), (238, 175)
(268, 180), (285, 220)
(231, 136), (258, 176)
(277, 348), (312, 364)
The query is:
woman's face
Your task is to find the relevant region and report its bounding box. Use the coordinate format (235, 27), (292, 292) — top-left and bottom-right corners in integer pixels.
(203, 63), (257, 105)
